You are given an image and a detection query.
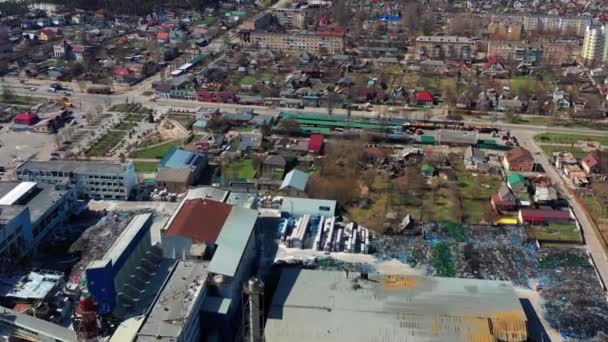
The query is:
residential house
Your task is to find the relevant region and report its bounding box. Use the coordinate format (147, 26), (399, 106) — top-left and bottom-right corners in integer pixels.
(239, 132), (263, 152)
(39, 27), (60, 41)
(197, 90), (236, 103)
(263, 155), (286, 179)
(507, 173), (529, 193)
(518, 208), (572, 225)
(415, 91), (434, 106)
(112, 67), (136, 84)
(552, 90), (571, 109)
(157, 31), (170, 43)
(51, 16), (66, 26)
(169, 30), (188, 44)
(491, 184), (518, 212)
(464, 146), (487, 169)
(533, 186), (558, 204)
(53, 39), (69, 58)
(307, 134), (323, 154)
(581, 150), (608, 175)
(498, 99), (523, 112)
(72, 44), (93, 62)
(280, 169), (310, 197)
(482, 57), (508, 77)
(502, 146), (534, 172)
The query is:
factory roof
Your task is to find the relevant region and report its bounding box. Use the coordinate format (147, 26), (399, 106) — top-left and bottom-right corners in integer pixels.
(17, 159), (132, 175)
(208, 206), (258, 277)
(280, 169), (309, 191)
(0, 306), (78, 342)
(0, 181), (72, 227)
(279, 196), (336, 217)
(265, 269), (527, 342)
(437, 129), (479, 145)
(0, 182), (37, 205)
(0, 270), (63, 300)
(159, 147), (204, 170)
(164, 199), (232, 243)
(135, 261), (208, 342)
(102, 214), (152, 265)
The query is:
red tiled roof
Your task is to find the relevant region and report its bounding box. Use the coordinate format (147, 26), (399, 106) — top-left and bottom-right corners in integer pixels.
(483, 56), (502, 69)
(416, 91), (434, 102)
(505, 146), (533, 164)
(308, 134), (323, 153)
(164, 199), (232, 242)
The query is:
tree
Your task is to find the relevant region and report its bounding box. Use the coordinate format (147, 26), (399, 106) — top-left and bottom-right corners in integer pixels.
(1, 85), (14, 102)
(277, 119), (301, 135)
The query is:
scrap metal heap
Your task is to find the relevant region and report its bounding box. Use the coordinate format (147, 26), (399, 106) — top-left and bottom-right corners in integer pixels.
(538, 248), (608, 340)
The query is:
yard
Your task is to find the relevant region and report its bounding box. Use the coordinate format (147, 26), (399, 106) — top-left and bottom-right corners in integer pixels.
(115, 121), (137, 131)
(535, 133), (608, 146)
(224, 159), (256, 181)
(540, 145), (587, 159)
(124, 113), (146, 122)
(526, 224), (581, 242)
(131, 139), (182, 159)
(86, 131), (125, 157)
(510, 76), (540, 96)
(240, 75), (257, 86)
(134, 161), (159, 173)
(582, 185), (608, 242)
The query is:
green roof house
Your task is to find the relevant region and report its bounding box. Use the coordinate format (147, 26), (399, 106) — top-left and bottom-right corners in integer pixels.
(420, 163), (435, 177)
(507, 173), (528, 193)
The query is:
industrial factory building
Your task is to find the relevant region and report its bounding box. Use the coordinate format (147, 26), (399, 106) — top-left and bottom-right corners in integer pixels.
(264, 269), (528, 342)
(0, 181), (76, 259)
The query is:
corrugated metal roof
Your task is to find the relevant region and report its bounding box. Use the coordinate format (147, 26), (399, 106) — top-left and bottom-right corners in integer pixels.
(159, 147), (204, 169)
(280, 197), (336, 218)
(0, 182), (37, 205)
(265, 269), (527, 342)
(207, 206), (258, 277)
(104, 213), (152, 264)
(164, 199), (232, 243)
(280, 169), (309, 191)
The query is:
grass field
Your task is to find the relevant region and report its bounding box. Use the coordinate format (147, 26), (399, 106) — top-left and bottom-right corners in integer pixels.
(456, 162), (502, 224)
(527, 224), (581, 242)
(225, 159), (256, 180)
(510, 76), (539, 96)
(535, 133), (608, 146)
(115, 121), (137, 131)
(540, 145), (587, 158)
(240, 75), (257, 86)
(86, 131), (125, 157)
(583, 195), (608, 242)
(131, 139), (182, 159)
(134, 161), (158, 173)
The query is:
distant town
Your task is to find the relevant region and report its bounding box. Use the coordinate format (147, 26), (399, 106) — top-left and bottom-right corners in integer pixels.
(0, 0), (607, 341)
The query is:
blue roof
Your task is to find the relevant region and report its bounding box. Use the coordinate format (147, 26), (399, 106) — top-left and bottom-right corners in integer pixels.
(193, 120), (207, 128)
(208, 206), (258, 277)
(280, 169), (309, 192)
(159, 147), (205, 169)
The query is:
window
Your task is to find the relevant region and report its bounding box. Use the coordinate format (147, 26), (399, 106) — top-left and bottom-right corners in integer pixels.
(319, 206), (330, 212)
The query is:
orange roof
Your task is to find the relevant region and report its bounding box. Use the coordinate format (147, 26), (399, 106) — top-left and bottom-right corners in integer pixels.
(157, 31), (169, 40)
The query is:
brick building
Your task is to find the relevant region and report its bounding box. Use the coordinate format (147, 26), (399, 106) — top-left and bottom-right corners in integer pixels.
(415, 36), (475, 60)
(487, 39), (572, 65)
(240, 27), (346, 55)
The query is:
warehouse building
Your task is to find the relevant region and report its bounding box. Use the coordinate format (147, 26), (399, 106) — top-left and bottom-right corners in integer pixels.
(16, 160), (137, 200)
(0, 181), (76, 260)
(156, 147), (207, 193)
(265, 269), (528, 342)
(85, 213), (155, 313)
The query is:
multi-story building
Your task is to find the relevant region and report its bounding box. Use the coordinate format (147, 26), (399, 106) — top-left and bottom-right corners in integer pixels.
(0, 181), (76, 260)
(16, 160), (137, 200)
(581, 24), (608, 66)
(491, 14), (592, 37)
(272, 8), (308, 29)
(240, 27), (346, 55)
(415, 36), (475, 60)
(487, 39), (572, 65)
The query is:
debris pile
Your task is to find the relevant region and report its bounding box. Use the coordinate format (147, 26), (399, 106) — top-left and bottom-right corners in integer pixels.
(539, 248), (608, 340)
(276, 257), (376, 274)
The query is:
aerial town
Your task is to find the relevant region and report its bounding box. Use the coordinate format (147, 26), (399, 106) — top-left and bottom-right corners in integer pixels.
(0, 0), (607, 341)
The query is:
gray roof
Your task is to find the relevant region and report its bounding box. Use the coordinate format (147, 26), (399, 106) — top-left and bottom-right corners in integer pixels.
(265, 269), (527, 342)
(0, 181), (72, 227)
(135, 261), (208, 342)
(264, 154), (286, 167)
(464, 146), (486, 160)
(279, 197), (336, 218)
(280, 169), (309, 191)
(207, 206), (258, 277)
(0, 306), (77, 341)
(18, 160), (131, 175)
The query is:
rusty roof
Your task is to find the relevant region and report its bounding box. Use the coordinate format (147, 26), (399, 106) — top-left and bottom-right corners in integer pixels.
(164, 199), (232, 243)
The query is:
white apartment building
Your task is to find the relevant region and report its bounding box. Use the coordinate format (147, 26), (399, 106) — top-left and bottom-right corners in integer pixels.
(581, 24), (608, 66)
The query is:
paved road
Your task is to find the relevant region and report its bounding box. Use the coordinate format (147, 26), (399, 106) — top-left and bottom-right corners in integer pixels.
(516, 129), (608, 288)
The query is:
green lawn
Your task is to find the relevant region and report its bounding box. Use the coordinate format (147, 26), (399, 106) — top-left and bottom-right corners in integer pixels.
(240, 75), (257, 86)
(540, 145), (587, 158)
(115, 121), (137, 131)
(510, 76), (539, 96)
(131, 139), (182, 159)
(456, 162), (501, 224)
(225, 159), (256, 180)
(535, 133), (608, 146)
(134, 161), (158, 173)
(528, 224), (581, 242)
(201, 16), (217, 26)
(86, 131), (125, 157)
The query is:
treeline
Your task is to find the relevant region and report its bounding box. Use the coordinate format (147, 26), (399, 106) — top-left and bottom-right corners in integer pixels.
(26, 0), (217, 16)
